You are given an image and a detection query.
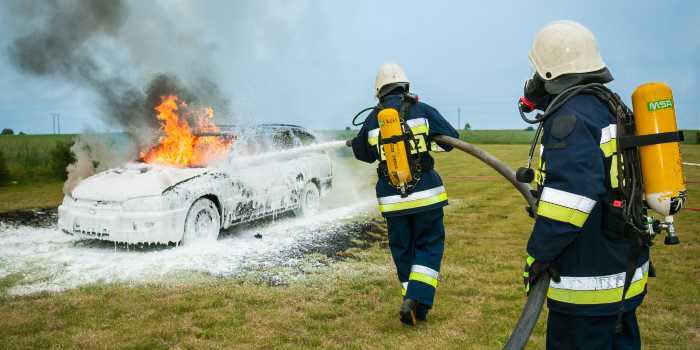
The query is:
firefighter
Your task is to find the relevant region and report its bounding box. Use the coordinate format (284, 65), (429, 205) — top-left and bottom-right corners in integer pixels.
(521, 21), (649, 350)
(347, 63), (459, 326)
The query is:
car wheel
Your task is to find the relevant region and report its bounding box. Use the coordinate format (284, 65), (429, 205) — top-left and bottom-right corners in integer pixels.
(293, 182), (320, 217)
(182, 198), (221, 245)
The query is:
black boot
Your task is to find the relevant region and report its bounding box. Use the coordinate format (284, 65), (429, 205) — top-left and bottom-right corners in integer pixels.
(415, 303), (429, 321)
(400, 299), (417, 326)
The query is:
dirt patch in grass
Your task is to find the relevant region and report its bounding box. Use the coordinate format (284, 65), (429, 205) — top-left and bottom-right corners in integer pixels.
(0, 207), (57, 227)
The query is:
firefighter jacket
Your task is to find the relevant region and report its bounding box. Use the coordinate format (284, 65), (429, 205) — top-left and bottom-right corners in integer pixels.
(527, 93), (650, 316)
(351, 93), (459, 217)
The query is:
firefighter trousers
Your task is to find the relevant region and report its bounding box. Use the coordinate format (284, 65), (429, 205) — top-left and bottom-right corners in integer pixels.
(547, 310), (641, 350)
(385, 207), (445, 307)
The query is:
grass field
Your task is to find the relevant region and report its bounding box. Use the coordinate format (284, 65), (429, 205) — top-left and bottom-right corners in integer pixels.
(0, 144), (698, 349)
(0, 134), (76, 182)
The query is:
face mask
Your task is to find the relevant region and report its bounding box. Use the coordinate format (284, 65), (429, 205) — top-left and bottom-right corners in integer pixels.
(522, 73), (550, 111)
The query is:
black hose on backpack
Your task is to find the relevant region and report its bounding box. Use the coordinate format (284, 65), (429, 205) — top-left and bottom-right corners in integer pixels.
(431, 135), (545, 350)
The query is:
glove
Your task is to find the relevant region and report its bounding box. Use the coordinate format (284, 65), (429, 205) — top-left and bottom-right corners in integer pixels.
(345, 138), (354, 147)
(523, 255), (561, 295)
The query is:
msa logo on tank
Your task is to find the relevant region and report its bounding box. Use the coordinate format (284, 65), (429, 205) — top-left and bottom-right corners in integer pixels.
(647, 99), (673, 112)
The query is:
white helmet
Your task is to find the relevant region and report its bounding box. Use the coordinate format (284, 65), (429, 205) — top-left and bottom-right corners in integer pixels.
(375, 63), (409, 98)
(529, 20), (606, 81)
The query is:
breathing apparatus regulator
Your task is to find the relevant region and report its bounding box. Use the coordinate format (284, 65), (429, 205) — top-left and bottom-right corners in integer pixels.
(352, 91), (425, 196)
(516, 76), (687, 245)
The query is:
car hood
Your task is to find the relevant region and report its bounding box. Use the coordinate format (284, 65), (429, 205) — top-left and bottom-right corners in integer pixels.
(70, 162), (209, 202)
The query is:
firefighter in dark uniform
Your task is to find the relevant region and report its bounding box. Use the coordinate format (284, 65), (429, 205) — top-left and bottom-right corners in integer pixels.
(521, 21), (649, 350)
(347, 63), (459, 326)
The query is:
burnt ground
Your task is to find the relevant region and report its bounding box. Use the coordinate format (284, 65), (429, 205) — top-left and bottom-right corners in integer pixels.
(0, 207), (58, 228)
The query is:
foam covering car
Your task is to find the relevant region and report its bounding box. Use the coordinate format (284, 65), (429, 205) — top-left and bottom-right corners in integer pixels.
(58, 125), (333, 245)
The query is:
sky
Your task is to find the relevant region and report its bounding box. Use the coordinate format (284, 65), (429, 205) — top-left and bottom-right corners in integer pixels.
(0, 0), (698, 134)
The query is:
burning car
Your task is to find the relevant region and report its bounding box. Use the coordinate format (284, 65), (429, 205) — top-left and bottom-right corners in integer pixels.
(58, 96), (332, 245)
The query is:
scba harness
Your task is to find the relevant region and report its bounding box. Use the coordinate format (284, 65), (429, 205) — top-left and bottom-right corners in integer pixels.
(352, 93), (437, 197)
(518, 81), (687, 331)
(375, 93), (435, 196)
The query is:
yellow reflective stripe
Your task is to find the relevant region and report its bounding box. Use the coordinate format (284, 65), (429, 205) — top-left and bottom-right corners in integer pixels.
(368, 128), (380, 146)
(536, 201), (589, 227)
(548, 273), (648, 305)
(409, 272), (438, 288)
(406, 135), (428, 154)
(526, 255), (535, 266)
(610, 154), (619, 189)
(600, 139), (617, 158)
(378, 192), (448, 213)
(410, 125), (428, 135)
(535, 160), (545, 186)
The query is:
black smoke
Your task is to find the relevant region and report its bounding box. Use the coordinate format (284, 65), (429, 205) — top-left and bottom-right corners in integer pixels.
(4, 0), (230, 148)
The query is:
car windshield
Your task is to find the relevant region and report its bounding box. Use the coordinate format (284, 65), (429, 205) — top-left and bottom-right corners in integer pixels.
(232, 126), (316, 156)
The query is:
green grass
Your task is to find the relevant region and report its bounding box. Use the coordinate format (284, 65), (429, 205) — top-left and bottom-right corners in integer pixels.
(0, 144), (698, 349)
(0, 181), (65, 212)
(0, 134), (76, 182)
(459, 129), (535, 144)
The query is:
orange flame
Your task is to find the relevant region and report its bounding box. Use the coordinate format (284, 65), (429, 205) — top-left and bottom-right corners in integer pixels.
(140, 95), (231, 167)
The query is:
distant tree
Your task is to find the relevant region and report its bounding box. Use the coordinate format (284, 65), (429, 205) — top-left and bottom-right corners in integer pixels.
(0, 150), (9, 185)
(345, 126), (351, 131)
(1, 128), (14, 135)
(464, 123), (471, 130)
(49, 141), (75, 180)
(524, 126), (535, 131)
(18, 131), (26, 135)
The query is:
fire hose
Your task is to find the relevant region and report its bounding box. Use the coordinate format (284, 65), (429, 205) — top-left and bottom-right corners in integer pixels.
(431, 135), (547, 350)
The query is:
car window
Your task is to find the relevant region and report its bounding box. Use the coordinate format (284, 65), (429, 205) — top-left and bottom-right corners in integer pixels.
(230, 126), (315, 154)
(272, 130), (298, 150)
(292, 130), (316, 146)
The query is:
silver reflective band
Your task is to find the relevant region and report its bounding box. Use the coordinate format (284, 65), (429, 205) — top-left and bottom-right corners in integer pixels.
(406, 118), (429, 129)
(411, 265), (439, 279)
(551, 261), (649, 291)
(368, 128), (380, 146)
(600, 124), (617, 145)
(377, 186), (446, 205)
(540, 187), (596, 213)
(402, 282), (408, 290)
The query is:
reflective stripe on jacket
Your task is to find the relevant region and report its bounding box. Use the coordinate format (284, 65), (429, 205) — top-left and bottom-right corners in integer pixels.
(527, 94), (650, 316)
(350, 94), (458, 217)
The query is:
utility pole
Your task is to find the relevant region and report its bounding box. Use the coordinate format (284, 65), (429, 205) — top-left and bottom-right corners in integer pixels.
(50, 113), (60, 134)
(457, 107), (461, 130)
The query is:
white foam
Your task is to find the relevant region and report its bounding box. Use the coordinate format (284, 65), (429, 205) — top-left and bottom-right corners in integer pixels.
(0, 200), (374, 295)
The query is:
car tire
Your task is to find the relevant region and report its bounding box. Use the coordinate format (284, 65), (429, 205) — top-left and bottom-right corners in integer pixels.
(182, 198), (221, 245)
(293, 182), (320, 217)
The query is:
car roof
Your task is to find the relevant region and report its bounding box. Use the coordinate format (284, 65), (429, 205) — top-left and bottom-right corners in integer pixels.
(214, 124), (315, 138)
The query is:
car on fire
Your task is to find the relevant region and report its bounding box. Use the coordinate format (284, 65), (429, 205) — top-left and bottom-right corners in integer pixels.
(58, 124), (333, 245)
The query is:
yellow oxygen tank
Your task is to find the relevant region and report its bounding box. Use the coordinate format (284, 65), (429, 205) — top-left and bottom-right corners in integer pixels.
(378, 108), (413, 191)
(631, 82), (686, 217)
